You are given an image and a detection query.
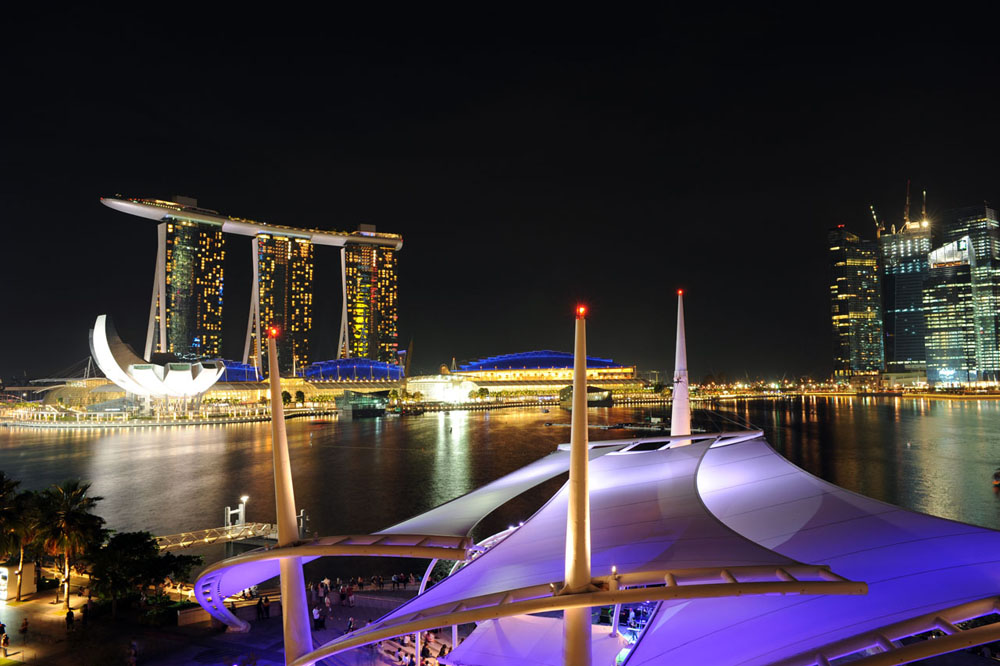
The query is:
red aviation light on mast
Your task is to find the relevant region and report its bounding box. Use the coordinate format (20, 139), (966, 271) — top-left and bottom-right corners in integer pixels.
(267, 325), (280, 339)
(677, 289), (684, 296)
(576, 305), (588, 319)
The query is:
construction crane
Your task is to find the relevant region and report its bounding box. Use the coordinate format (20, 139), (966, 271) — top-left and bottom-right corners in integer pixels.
(903, 179), (912, 227)
(870, 204), (884, 238)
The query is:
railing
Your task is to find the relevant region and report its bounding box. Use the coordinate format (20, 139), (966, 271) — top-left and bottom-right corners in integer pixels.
(155, 522), (277, 551)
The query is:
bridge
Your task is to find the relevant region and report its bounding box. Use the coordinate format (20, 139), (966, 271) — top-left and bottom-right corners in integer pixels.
(155, 522), (277, 552)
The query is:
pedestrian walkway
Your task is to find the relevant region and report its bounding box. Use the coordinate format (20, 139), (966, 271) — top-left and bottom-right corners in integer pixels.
(0, 567), (457, 665)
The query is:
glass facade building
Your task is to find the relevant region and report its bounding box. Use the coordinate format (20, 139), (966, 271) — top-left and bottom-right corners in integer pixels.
(923, 237), (975, 385)
(828, 226), (884, 380)
(255, 234), (314, 376)
(345, 231), (399, 364)
(879, 221), (933, 373)
(155, 219), (225, 360)
(941, 206), (1000, 382)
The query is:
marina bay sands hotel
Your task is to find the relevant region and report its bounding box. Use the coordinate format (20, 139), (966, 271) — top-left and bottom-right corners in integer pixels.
(101, 195), (403, 377)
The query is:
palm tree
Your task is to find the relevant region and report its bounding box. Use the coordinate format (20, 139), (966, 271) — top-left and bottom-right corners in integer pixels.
(0, 472), (21, 569)
(41, 480), (104, 609)
(11, 491), (44, 601)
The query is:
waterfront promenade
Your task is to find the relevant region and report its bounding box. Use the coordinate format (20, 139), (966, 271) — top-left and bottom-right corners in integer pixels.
(0, 566), (436, 665)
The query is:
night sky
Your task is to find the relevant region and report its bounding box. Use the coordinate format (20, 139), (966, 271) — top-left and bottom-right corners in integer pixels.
(3, 7), (1000, 382)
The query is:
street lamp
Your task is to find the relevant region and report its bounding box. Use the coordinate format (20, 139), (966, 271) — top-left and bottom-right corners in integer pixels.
(225, 495), (250, 528)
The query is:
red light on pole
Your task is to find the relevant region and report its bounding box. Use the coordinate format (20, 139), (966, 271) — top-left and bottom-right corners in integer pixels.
(677, 289), (684, 296)
(576, 305), (588, 319)
(268, 325), (280, 338)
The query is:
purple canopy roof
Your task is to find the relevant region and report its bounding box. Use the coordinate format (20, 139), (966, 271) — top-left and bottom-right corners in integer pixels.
(624, 438), (1000, 665)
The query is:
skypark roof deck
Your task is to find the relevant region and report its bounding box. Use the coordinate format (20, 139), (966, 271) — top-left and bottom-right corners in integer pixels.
(100, 195), (403, 250)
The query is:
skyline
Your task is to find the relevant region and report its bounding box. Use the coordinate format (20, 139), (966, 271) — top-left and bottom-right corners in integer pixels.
(4, 7), (1000, 381)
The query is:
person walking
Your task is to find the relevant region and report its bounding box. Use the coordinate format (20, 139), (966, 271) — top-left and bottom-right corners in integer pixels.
(256, 597), (264, 620)
(312, 606), (320, 630)
(65, 609), (75, 632)
(262, 596), (271, 619)
(2, 631), (9, 657)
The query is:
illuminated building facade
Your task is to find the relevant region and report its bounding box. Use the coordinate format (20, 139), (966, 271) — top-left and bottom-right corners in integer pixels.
(879, 220), (933, 373)
(102, 196), (403, 379)
(941, 205), (1000, 382)
(828, 226), (884, 380)
(454, 351), (636, 382)
(253, 235), (314, 377)
(141, 196), (226, 361)
(923, 237), (976, 385)
(342, 225), (399, 364)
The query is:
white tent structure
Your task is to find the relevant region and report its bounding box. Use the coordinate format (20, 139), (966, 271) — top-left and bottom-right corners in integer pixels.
(196, 296), (1000, 666)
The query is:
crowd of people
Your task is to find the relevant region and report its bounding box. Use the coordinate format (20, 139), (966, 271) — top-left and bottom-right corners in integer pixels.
(384, 629), (452, 665)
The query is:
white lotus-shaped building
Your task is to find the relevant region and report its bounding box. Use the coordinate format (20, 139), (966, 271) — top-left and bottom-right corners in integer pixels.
(89, 314), (224, 398)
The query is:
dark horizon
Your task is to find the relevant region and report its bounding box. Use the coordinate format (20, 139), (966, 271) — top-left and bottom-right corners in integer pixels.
(4, 7), (1000, 382)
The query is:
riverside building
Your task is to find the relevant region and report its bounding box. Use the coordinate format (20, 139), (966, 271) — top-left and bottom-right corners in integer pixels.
(341, 227), (399, 364)
(101, 196), (403, 377)
(828, 225), (884, 383)
(941, 205), (1000, 382)
(144, 196), (226, 360)
(923, 237), (976, 385)
(879, 217), (932, 376)
(252, 235), (314, 376)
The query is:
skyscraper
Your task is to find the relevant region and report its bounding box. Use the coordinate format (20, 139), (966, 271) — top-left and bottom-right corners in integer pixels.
(252, 235), (314, 376)
(102, 195), (403, 377)
(879, 219), (933, 374)
(341, 224), (399, 364)
(923, 237), (976, 385)
(941, 205), (1000, 381)
(147, 204), (226, 361)
(828, 225), (884, 381)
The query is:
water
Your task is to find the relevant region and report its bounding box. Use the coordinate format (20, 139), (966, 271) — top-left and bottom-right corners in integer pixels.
(4, 398), (1000, 573)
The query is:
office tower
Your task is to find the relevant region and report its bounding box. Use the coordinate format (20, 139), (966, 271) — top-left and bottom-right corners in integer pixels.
(148, 216), (226, 361)
(923, 237), (976, 384)
(253, 234), (314, 376)
(941, 205), (1000, 381)
(828, 226), (884, 380)
(879, 219), (933, 374)
(342, 225), (399, 364)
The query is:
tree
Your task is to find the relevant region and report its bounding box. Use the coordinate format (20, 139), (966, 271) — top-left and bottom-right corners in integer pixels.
(11, 491), (44, 601)
(41, 480), (105, 609)
(90, 531), (201, 617)
(281, 391), (292, 405)
(477, 387), (490, 398)
(0, 472), (21, 557)
(294, 390), (305, 404)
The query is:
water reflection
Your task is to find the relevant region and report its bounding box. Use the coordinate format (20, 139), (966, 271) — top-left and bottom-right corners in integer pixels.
(3, 398), (1000, 567)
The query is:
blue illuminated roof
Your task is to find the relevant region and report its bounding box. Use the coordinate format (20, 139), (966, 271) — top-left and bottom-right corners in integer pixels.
(216, 360), (262, 383)
(301, 358), (404, 381)
(458, 350), (620, 372)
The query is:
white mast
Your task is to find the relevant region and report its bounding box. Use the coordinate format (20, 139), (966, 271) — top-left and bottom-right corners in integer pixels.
(670, 290), (691, 438)
(266, 328), (313, 663)
(563, 304), (595, 665)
